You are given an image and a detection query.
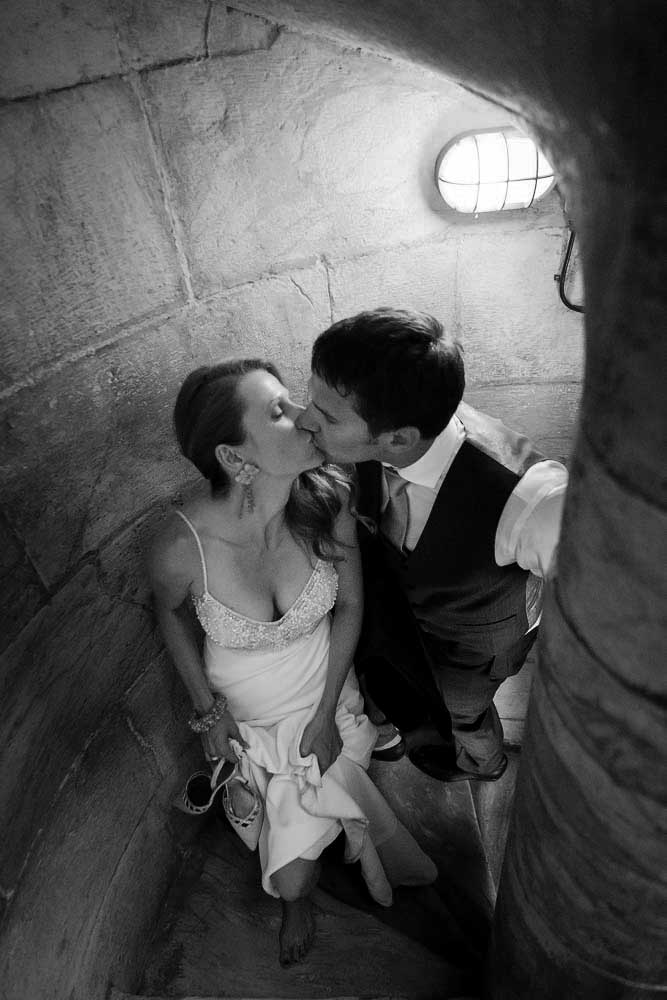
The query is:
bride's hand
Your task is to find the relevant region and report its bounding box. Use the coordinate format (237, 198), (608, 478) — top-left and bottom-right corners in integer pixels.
(202, 710), (248, 763)
(300, 709), (342, 775)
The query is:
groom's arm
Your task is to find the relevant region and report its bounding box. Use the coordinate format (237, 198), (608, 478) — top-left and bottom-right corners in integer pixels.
(456, 400), (546, 475)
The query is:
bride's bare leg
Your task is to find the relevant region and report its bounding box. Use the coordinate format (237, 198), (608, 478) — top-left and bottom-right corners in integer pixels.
(272, 858), (320, 966)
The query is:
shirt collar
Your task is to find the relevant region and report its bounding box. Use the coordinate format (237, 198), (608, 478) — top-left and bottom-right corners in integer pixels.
(386, 415), (465, 489)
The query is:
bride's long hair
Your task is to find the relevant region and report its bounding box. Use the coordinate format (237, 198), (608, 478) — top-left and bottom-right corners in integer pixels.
(173, 358), (349, 561)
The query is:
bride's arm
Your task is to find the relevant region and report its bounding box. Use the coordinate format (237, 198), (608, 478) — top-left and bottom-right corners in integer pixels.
(147, 520), (247, 763)
(299, 492), (363, 774)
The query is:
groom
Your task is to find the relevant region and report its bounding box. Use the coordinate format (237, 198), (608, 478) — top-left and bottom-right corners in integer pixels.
(297, 308), (567, 783)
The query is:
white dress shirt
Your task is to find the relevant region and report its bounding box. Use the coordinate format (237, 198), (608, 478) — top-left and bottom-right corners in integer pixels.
(382, 415), (568, 628)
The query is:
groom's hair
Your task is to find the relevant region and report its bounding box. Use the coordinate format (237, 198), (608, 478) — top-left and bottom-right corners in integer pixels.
(311, 308), (465, 439)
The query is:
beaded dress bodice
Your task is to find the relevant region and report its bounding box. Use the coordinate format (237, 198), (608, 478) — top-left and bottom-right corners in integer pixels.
(175, 510), (338, 650)
(194, 560), (338, 649)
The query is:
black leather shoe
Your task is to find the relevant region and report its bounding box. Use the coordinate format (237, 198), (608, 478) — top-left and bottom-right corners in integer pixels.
(409, 744), (508, 783)
(371, 724), (406, 762)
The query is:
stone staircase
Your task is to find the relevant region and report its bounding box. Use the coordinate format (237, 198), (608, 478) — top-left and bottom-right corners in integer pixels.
(113, 734), (520, 1000)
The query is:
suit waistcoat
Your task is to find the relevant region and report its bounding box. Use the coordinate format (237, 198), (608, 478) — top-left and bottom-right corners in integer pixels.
(356, 441), (530, 666)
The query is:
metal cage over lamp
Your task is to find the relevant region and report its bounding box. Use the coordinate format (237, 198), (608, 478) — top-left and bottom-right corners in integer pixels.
(435, 127), (555, 213)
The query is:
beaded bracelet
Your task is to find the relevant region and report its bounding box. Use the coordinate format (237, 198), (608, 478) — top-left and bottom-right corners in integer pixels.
(188, 694), (228, 734)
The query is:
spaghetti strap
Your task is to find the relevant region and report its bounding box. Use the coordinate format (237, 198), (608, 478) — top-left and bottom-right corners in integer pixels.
(174, 509), (209, 593)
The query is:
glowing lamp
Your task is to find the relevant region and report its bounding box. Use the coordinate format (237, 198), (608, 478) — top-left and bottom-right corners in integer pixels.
(435, 127), (555, 213)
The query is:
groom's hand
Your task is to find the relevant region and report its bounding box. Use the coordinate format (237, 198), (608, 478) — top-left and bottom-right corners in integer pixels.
(300, 709), (342, 775)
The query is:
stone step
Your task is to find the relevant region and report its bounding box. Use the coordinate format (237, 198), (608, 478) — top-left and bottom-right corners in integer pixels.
(137, 821), (477, 997)
(113, 992), (479, 999)
(112, 992), (413, 1000)
(132, 739), (514, 1000)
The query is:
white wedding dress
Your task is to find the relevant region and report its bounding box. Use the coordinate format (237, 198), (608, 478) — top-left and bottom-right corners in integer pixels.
(177, 511), (437, 904)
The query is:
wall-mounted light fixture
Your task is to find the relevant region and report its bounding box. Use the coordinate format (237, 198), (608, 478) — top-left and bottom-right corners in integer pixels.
(435, 127), (555, 213)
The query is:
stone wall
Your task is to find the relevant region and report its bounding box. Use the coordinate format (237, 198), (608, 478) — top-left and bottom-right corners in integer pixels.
(0, 3), (583, 997)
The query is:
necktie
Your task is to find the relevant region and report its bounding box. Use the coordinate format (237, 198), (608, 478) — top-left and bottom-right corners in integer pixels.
(382, 467), (410, 550)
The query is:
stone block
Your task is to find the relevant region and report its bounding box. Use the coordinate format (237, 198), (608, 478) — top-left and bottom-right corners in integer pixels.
(188, 263), (332, 397)
(456, 226), (585, 382)
(0, 565), (159, 888)
(115, 0), (207, 70)
(538, 588), (666, 807)
(0, 511), (47, 654)
(122, 652), (201, 782)
(0, 0), (122, 99)
(208, 5), (280, 56)
(322, 210), (580, 392)
(72, 803), (195, 1000)
(508, 632), (667, 987)
(0, 265), (329, 586)
(140, 31), (492, 294)
(0, 716), (169, 1000)
(0, 0), (207, 99)
(0, 314), (190, 586)
(558, 435), (667, 693)
(1, 350), (122, 587)
(328, 238), (458, 325)
(463, 382), (582, 465)
(96, 508), (171, 610)
(0, 77), (186, 387)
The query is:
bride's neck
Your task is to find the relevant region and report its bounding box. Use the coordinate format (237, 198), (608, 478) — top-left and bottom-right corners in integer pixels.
(225, 474), (296, 548)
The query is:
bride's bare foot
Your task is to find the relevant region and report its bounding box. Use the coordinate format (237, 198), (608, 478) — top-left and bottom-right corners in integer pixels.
(279, 897), (315, 967)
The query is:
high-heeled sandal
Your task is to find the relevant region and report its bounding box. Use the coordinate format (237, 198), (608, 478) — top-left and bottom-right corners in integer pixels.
(179, 758), (237, 815)
(222, 773), (263, 851)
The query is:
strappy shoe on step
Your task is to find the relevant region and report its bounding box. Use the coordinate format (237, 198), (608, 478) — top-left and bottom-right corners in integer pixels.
(222, 772), (263, 851)
(179, 758), (237, 815)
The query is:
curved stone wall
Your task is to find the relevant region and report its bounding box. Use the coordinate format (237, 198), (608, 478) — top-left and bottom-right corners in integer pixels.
(0, 4), (584, 997)
(236, 2), (667, 997)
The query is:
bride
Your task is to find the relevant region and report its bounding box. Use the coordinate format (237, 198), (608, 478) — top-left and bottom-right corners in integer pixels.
(148, 359), (436, 967)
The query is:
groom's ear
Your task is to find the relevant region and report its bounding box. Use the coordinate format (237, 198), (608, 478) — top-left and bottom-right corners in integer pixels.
(379, 426), (422, 456)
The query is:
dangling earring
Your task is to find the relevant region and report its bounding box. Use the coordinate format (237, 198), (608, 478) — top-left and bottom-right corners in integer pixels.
(234, 462), (259, 515)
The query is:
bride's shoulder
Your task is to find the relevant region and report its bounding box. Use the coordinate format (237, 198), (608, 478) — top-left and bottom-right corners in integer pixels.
(149, 492), (215, 566)
(148, 508), (197, 577)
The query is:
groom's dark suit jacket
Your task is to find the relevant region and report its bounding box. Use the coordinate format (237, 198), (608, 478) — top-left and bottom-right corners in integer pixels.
(353, 403), (544, 735)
